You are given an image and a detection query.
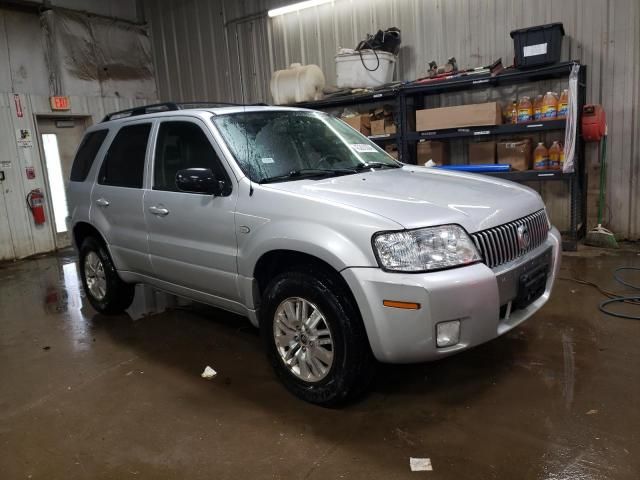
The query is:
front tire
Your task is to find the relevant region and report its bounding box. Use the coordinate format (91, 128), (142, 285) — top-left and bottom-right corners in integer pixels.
(260, 267), (375, 406)
(79, 237), (134, 314)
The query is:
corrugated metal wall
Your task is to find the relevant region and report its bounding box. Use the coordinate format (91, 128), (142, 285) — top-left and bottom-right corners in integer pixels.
(147, 0), (639, 239)
(0, 6), (157, 261)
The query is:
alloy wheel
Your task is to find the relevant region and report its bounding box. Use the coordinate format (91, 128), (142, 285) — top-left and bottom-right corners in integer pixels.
(84, 251), (107, 300)
(273, 297), (334, 382)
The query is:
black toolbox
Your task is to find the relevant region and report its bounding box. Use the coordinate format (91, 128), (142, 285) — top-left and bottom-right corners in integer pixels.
(510, 23), (565, 69)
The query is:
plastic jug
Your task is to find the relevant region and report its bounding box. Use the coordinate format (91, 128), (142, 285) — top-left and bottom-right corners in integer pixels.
(541, 91), (558, 120)
(517, 96), (533, 123)
(557, 89), (569, 118)
(533, 95), (543, 121)
(270, 63), (325, 105)
(533, 142), (549, 170)
(548, 141), (561, 170)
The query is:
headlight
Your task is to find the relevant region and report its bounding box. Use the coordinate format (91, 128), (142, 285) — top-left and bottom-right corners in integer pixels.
(372, 225), (481, 272)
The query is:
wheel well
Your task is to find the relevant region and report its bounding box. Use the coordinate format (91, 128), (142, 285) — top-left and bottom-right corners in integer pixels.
(253, 250), (352, 301)
(73, 222), (107, 250)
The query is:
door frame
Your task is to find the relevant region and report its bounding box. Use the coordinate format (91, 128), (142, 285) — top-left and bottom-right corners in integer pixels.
(33, 114), (93, 249)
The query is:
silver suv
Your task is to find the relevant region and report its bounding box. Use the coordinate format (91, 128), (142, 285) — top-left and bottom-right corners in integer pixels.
(67, 103), (561, 406)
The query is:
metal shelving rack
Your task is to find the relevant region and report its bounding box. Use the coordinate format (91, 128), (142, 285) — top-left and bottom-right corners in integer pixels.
(294, 61), (587, 250)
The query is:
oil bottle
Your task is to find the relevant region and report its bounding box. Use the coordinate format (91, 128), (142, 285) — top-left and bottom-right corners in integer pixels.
(510, 100), (518, 124)
(517, 96), (533, 123)
(533, 95), (543, 121)
(557, 89), (569, 119)
(548, 141), (562, 170)
(502, 102), (513, 124)
(541, 91), (558, 120)
(533, 142), (549, 170)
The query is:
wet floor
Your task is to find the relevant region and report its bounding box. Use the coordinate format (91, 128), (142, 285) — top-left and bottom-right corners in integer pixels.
(1, 247), (639, 479)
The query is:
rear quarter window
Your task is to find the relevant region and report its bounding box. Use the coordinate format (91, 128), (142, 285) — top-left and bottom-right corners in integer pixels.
(69, 130), (109, 182)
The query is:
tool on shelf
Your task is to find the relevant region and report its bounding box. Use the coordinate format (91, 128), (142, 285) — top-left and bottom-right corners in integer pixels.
(413, 58), (503, 84)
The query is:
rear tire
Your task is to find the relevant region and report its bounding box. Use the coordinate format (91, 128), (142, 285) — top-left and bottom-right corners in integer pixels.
(79, 236), (134, 314)
(260, 267), (375, 406)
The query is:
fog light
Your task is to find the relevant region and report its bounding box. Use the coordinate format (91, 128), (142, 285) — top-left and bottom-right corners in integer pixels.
(436, 320), (460, 347)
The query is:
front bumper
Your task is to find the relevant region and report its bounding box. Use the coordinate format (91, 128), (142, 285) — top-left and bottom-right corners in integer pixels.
(341, 227), (561, 363)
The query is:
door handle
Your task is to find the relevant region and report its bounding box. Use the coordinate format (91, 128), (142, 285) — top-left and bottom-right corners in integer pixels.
(148, 205), (169, 216)
(95, 198), (110, 207)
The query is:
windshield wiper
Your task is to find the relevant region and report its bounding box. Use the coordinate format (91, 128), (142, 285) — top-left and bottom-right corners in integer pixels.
(354, 162), (401, 171)
(259, 168), (357, 184)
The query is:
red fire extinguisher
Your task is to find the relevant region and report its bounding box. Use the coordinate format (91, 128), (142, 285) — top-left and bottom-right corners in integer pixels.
(26, 189), (46, 225)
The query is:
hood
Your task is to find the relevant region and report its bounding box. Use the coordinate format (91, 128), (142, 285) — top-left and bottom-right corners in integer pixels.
(262, 166), (545, 233)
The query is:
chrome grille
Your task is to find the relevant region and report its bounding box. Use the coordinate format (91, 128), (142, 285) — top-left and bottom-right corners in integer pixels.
(471, 210), (549, 268)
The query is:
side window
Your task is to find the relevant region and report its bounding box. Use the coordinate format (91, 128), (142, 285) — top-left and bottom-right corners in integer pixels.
(98, 123), (151, 188)
(70, 130), (108, 181)
(154, 121), (229, 193)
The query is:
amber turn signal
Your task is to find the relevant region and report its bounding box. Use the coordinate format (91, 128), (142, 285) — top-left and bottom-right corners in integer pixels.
(383, 300), (421, 310)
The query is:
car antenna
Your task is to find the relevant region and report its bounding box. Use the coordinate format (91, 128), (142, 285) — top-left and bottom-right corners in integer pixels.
(235, 26), (254, 197)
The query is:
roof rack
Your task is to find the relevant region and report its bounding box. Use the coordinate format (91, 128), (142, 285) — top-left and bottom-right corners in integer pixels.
(101, 101), (270, 122)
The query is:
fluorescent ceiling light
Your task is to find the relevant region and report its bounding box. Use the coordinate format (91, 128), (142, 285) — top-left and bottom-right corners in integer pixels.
(268, 0), (332, 17)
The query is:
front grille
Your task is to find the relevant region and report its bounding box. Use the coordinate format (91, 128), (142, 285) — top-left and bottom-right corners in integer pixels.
(471, 210), (549, 268)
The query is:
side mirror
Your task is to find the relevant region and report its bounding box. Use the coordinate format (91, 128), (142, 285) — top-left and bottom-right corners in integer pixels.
(175, 168), (224, 195)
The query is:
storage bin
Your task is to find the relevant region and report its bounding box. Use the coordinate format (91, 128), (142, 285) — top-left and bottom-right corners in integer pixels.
(335, 50), (396, 89)
(510, 23), (565, 69)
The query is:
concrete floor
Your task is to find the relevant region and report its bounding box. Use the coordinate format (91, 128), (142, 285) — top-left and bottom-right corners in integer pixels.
(1, 247), (639, 479)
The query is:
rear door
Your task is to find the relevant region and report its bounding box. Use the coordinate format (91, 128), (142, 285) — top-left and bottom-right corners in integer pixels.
(91, 121), (153, 275)
(143, 117), (239, 302)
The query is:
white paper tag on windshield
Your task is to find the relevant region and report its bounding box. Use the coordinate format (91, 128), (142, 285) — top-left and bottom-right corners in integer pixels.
(261, 157), (275, 164)
(351, 144), (377, 153)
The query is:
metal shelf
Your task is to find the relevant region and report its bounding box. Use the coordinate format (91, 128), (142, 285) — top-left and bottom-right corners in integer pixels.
(482, 169), (574, 182)
(295, 86), (400, 109)
(292, 61), (586, 250)
(408, 119), (566, 141)
(401, 62), (577, 96)
(368, 133), (398, 143)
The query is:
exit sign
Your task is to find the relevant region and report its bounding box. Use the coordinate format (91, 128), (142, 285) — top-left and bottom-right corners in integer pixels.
(50, 96), (70, 111)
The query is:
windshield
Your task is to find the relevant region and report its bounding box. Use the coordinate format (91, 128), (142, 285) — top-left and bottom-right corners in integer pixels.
(212, 111), (400, 183)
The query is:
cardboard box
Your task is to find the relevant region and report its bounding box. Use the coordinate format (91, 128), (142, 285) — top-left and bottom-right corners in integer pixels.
(416, 102), (502, 131)
(497, 139), (532, 171)
(385, 122), (397, 134)
(468, 141), (496, 164)
(343, 114), (371, 135)
(371, 119), (386, 136)
(417, 140), (449, 166)
(384, 143), (399, 160)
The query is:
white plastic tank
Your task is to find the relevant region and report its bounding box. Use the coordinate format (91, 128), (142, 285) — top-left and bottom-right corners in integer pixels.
(335, 50), (396, 89)
(270, 63), (325, 105)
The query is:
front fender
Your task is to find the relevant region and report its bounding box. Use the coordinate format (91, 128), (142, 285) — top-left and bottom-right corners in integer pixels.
(237, 219), (376, 277)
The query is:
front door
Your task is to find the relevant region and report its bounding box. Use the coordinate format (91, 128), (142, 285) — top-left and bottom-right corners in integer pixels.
(143, 118), (239, 304)
(37, 117), (88, 248)
(90, 121), (153, 276)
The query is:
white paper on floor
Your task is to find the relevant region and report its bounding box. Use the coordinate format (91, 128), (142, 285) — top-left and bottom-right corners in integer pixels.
(201, 366), (217, 379)
(409, 457), (433, 471)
